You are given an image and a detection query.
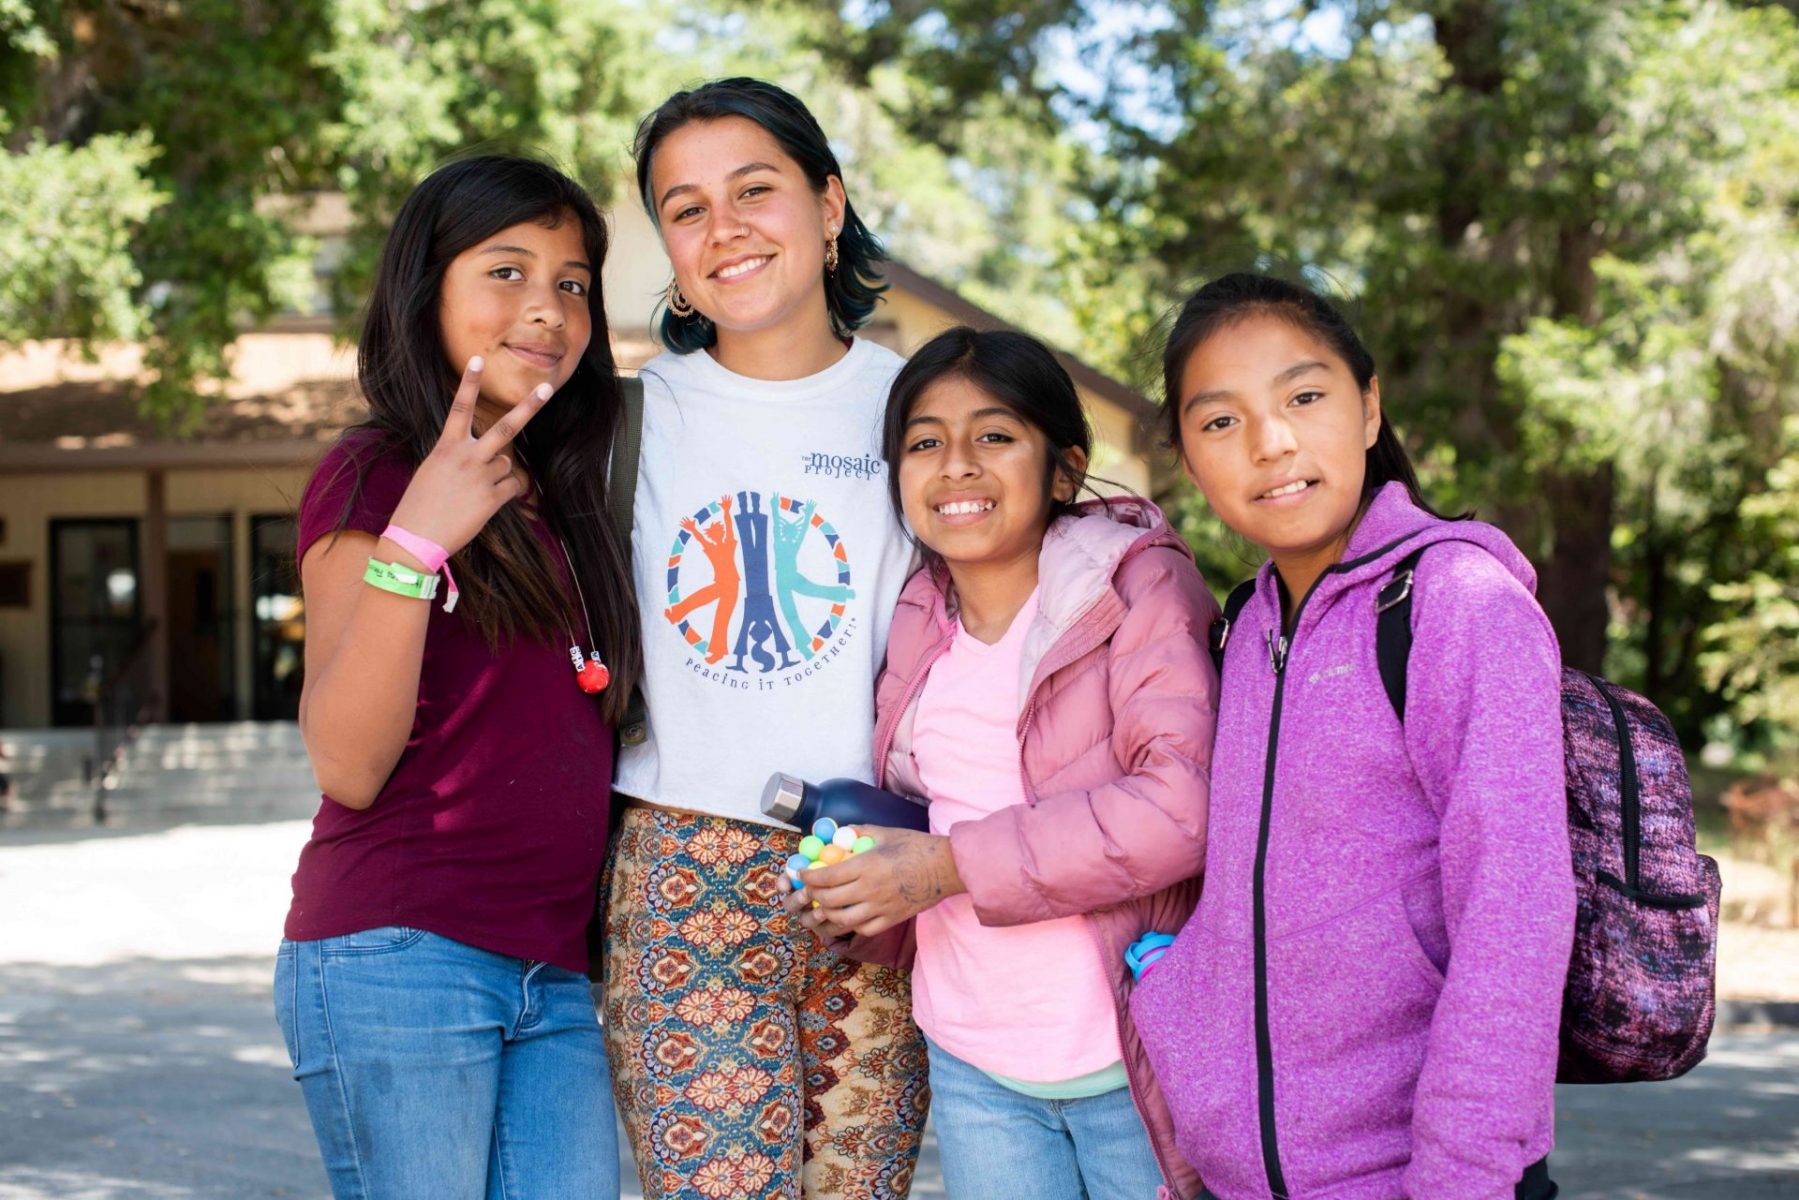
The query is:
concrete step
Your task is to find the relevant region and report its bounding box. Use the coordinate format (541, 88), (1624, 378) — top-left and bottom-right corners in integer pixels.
(127, 723), (309, 753)
(0, 729), (103, 805)
(0, 721), (316, 827)
(113, 763), (312, 786)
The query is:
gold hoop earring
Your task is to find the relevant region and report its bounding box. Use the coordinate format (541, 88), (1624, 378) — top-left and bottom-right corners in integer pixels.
(664, 278), (695, 318)
(824, 234), (840, 274)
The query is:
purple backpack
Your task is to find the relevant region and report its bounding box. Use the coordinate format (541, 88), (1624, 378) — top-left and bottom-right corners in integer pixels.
(1375, 543), (1722, 1083)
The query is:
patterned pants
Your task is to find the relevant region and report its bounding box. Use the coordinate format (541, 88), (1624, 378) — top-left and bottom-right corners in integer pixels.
(602, 805), (929, 1199)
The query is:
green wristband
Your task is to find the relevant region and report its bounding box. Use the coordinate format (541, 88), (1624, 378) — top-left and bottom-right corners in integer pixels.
(363, 557), (440, 601)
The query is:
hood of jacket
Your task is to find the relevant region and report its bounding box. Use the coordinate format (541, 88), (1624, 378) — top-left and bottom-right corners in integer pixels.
(882, 495), (1192, 717)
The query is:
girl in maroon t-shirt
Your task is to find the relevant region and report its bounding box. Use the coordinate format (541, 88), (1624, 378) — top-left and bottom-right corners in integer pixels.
(275, 155), (638, 1199)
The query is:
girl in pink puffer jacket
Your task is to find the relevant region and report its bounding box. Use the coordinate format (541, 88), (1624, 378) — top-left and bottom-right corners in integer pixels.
(784, 326), (1219, 1200)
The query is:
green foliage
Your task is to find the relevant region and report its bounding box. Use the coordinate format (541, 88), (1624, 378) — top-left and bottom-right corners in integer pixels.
(1492, 2), (1799, 740)
(3, 1), (340, 427)
(0, 0), (645, 428)
(0, 125), (164, 345)
(1703, 420), (1799, 758)
(318, 0), (650, 318)
(787, 0), (1799, 748)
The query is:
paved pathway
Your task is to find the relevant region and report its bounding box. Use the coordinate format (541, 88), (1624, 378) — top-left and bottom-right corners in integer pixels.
(1, 819), (1793, 1198)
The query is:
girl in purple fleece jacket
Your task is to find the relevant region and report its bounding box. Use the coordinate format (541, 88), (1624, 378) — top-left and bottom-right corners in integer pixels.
(1132, 273), (1576, 1200)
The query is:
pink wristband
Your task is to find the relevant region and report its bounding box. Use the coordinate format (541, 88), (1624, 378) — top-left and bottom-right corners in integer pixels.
(380, 524), (460, 613)
(380, 524), (448, 570)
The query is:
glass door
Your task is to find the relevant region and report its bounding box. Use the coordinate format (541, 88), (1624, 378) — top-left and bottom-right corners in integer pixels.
(50, 519), (142, 727)
(250, 515), (304, 720)
(166, 515), (236, 722)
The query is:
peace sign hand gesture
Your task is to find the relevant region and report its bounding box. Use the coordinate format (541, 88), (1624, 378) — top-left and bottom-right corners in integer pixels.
(387, 357), (549, 560)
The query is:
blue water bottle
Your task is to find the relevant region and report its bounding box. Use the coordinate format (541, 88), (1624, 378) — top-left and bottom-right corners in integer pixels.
(760, 772), (930, 833)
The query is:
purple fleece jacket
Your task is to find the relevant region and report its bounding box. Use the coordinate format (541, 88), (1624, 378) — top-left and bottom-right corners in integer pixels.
(1131, 483), (1575, 1200)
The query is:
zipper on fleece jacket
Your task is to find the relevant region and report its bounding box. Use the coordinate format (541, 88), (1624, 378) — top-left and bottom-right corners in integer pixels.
(1253, 620), (1294, 1200)
(1247, 531), (1424, 1200)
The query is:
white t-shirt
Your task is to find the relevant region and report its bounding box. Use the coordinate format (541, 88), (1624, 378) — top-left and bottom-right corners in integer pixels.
(615, 338), (914, 826)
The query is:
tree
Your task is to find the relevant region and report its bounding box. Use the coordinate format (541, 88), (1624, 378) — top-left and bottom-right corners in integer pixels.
(2, 1), (339, 428)
(1497, 1), (1799, 742)
(9, 0), (1795, 751)
(773, 0), (1799, 741)
(1704, 420), (1799, 760)
(0, 0), (646, 428)
(0, 125), (163, 346)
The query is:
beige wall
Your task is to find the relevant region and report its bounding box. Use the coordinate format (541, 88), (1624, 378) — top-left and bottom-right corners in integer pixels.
(0, 465), (311, 728)
(602, 196), (675, 349)
(0, 331), (354, 398)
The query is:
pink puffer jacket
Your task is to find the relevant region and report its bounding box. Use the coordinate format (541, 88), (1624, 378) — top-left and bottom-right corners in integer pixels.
(850, 496), (1219, 1200)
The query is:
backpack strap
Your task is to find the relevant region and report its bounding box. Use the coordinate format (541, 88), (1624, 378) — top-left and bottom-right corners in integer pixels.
(593, 374), (648, 981)
(609, 375), (649, 748)
(608, 375), (644, 549)
(1209, 578), (1261, 677)
(1374, 545), (1429, 723)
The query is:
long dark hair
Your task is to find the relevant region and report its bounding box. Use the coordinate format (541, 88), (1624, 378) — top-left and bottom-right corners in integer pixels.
(335, 153), (640, 721)
(1160, 271), (1451, 518)
(881, 327), (1096, 540)
(633, 77), (887, 353)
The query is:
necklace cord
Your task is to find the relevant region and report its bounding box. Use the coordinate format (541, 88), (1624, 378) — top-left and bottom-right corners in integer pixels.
(556, 535), (598, 652)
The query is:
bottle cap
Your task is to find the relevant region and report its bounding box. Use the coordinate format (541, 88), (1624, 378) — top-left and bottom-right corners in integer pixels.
(761, 772), (807, 824)
(1125, 931), (1178, 981)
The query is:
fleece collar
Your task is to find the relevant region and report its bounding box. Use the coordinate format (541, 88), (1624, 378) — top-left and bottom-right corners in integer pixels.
(1249, 482), (1538, 638)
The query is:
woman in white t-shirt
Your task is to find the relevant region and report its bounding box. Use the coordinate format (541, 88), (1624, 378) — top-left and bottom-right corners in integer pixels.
(601, 77), (927, 1199)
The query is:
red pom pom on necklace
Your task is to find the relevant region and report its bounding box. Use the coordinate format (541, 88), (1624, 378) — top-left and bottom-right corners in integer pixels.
(576, 657), (610, 694)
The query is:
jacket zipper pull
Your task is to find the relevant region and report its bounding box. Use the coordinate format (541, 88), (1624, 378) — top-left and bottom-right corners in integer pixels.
(1265, 630), (1289, 674)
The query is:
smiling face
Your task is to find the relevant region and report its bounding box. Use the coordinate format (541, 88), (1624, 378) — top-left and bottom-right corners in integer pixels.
(438, 215), (592, 414)
(648, 116), (845, 344)
(1175, 312), (1381, 569)
(898, 374), (1085, 573)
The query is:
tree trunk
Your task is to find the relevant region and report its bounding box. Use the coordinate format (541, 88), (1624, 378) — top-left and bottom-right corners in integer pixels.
(1536, 463), (1614, 674)
(1641, 471), (1667, 698)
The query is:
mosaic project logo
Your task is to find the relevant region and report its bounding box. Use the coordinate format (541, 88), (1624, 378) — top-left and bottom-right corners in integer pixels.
(662, 491), (855, 676)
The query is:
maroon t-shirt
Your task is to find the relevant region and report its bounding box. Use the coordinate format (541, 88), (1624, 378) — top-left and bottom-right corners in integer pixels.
(285, 433), (614, 971)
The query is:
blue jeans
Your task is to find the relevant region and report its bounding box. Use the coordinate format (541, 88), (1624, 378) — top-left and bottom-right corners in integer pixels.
(274, 927), (619, 1199)
(925, 1036), (1163, 1200)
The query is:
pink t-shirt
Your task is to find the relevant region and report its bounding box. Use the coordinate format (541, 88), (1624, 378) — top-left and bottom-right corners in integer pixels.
(910, 590), (1123, 1081)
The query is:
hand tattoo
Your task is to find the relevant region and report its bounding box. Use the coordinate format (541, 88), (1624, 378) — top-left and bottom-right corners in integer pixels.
(892, 838), (950, 910)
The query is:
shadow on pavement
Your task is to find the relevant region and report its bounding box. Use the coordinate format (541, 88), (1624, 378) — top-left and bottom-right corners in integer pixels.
(0, 956), (320, 1199)
(1553, 1032), (1799, 1199)
(0, 955), (1789, 1199)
